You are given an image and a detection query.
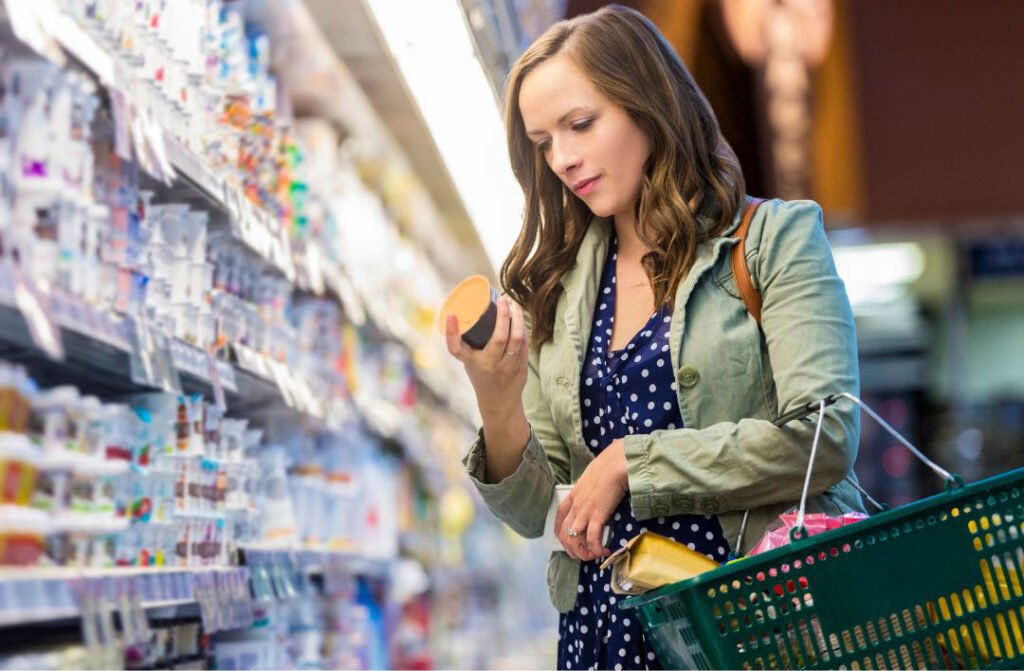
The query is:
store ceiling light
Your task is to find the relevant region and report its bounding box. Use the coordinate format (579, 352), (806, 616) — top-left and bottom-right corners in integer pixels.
(364, 0), (524, 273)
(832, 242), (925, 307)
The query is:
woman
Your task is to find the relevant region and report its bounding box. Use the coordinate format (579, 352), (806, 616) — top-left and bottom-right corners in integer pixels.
(445, 5), (864, 670)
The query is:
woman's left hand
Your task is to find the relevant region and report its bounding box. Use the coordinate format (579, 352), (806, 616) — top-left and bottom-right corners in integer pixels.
(555, 438), (629, 562)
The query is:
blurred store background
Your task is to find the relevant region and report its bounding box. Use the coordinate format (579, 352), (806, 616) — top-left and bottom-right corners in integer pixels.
(0, 0), (1021, 669)
(456, 0), (1024, 505)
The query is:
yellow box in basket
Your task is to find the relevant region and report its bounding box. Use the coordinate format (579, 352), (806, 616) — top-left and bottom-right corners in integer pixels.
(600, 529), (720, 595)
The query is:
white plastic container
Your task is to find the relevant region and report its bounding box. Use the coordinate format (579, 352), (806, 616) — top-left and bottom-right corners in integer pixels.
(542, 484), (611, 553)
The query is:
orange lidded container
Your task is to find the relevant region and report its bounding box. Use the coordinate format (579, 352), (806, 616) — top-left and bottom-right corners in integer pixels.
(437, 275), (499, 350)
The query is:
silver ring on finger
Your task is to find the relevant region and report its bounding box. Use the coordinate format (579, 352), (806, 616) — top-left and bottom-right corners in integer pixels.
(566, 527), (579, 537)
(505, 350), (519, 357)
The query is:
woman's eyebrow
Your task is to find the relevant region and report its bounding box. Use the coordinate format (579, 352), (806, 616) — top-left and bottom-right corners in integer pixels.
(525, 106), (592, 137)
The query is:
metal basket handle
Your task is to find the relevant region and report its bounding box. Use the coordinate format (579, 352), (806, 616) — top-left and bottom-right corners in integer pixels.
(789, 392), (963, 542)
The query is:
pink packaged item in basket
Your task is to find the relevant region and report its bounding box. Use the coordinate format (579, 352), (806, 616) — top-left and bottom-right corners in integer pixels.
(750, 510), (869, 556)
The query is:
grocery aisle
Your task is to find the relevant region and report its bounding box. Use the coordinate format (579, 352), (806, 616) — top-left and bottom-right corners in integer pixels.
(0, 1), (554, 668)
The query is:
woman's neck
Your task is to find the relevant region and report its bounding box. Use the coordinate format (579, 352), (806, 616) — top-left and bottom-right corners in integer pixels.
(613, 210), (648, 262)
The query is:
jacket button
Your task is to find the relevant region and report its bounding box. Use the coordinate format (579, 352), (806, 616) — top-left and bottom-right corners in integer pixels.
(676, 495), (695, 512)
(677, 365), (700, 389)
(700, 499), (720, 514)
(653, 503), (670, 516)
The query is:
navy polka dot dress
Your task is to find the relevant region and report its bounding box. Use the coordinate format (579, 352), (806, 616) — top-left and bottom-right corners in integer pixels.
(557, 232), (730, 671)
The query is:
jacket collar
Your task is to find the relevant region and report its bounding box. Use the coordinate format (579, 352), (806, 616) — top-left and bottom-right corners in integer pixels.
(557, 200), (750, 357)
(559, 217), (612, 358)
(675, 199), (752, 303)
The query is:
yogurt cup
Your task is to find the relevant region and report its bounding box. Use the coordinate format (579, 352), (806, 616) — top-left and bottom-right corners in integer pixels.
(437, 275), (499, 350)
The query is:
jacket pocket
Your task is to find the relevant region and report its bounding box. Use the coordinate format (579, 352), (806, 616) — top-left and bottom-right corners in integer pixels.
(711, 242), (746, 301)
(547, 551), (581, 613)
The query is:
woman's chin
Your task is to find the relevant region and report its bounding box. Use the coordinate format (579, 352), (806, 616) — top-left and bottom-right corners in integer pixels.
(571, 192), (625, 219)
(581, 199), (614, 218)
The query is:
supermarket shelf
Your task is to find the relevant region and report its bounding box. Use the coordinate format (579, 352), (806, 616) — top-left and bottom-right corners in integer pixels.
(0, 608), (79, 629)
(1, 0), (477, 434)
(0, 300), (142, 398)
(0, 292), (452, 499)
(0, 277), (354, 435)
(0, 543), (392, 630)
(354, 305), (478, 430)
(0, 3), (479, 524)
(162, 149), (475, 430)
(353, 393), (447, 497)
(164, 124), (475, 430)
(159, 135), (382, 356)
(238, 544), (390, 580)
(161, 135), (297, 285)
(0, 566), (215, 629)
(303, 0), (465, 226)
(299, 0), (493, 278)
(0, 600), (200, 629)
(0, 295), (316, 430)
(281, 0), (493, 279)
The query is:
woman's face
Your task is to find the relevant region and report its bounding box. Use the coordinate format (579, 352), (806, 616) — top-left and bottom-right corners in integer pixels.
(518, 52), (652, 223)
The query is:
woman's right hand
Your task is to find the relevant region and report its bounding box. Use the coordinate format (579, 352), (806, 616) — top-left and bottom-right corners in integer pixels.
(444, 296), (528, 410)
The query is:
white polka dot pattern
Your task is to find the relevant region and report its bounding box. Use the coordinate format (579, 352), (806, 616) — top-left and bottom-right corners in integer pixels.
(557, 232), (729, 671)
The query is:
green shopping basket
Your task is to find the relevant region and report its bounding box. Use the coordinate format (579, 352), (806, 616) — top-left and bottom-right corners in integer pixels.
(622, 393), (1024, 670)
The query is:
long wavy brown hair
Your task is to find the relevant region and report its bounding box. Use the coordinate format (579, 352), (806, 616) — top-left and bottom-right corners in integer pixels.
(500, 4), (746, 349)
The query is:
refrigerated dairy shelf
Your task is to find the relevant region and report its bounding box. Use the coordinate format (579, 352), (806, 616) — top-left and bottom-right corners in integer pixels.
(0, 0), (476, 432)
(0, 293), (451, 493)
(0, 565), (219, 628)
(0, 541), (390, 630)
(0, 2), (501, 666)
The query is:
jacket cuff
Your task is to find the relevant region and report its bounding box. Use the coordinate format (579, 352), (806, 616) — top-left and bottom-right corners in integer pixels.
(462, 426), (555, 537)
(625, 430), (735, 519)
(624, 432), (662, 519)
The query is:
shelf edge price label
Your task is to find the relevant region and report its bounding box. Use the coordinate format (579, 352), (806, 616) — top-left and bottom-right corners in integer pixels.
(268, 358), (296, 409)
(224, 189), (244, 239)
(5, 0), (66, 65)
(127, 316), (181, 392)
(13, 272), (64, 360)
(50, 6), (114, 85)
(304, 242), (325, 295)
(217, 360), (237, 393)
(207, 352), (228, 412)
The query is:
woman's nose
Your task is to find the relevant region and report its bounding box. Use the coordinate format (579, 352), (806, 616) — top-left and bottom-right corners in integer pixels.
(550, 138), (580, 176)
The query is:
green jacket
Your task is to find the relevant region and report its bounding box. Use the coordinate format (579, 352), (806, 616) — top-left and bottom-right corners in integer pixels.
(463, 198), (865, 612)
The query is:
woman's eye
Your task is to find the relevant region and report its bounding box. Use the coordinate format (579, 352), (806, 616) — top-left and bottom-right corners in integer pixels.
(571, 119), (593, 132)
(537, 140), (551, 152)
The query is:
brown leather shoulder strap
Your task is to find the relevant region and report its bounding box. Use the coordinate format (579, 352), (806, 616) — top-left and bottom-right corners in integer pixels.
(731, 198), (766, 326)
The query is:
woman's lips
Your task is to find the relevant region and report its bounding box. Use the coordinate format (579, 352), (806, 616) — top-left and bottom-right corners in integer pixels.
(573, 176), (600, 196)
